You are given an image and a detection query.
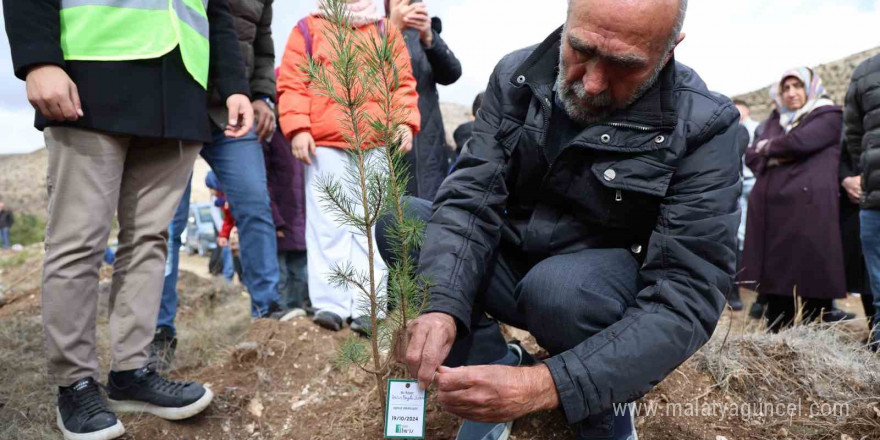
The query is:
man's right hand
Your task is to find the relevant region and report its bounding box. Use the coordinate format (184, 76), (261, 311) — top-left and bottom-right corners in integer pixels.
(26, 65), (83, 122)
(396, 312), (457, 390)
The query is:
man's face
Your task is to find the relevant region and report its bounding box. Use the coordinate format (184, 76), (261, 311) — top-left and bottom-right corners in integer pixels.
(557, 0), (682, 124)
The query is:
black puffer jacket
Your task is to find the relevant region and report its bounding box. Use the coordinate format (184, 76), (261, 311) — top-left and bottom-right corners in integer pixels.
(208, 0), (276, 128)
(420, 28), (742, 423)
(402, 19), (462, 201)
(845, 53), (880, 210)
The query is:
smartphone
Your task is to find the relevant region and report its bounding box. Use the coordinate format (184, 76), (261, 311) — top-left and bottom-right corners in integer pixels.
(410, 0), (422, 3)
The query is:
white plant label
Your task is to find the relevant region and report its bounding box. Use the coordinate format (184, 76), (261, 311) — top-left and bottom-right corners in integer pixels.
(385, 379), (426, 439)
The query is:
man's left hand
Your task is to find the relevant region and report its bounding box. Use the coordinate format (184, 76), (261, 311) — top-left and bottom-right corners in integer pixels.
(435, 364), (560, 423)
(252, 99), (276, 142)
(225, 94), (255, 138)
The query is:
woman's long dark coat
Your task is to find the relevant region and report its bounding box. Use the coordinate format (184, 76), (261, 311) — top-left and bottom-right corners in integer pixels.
(739, 106), (847, 299)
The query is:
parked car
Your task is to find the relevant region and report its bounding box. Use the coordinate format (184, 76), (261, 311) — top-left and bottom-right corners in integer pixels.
(185, 202), (218, 256)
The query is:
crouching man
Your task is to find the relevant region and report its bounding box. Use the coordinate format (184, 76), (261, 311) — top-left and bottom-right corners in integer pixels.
(379, 0), (743, 439)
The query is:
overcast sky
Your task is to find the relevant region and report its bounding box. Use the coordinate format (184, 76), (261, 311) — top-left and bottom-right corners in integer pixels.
(1, 0), (878, 154)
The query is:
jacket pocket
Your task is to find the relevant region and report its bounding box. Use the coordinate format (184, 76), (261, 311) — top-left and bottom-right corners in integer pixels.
(590, 156), (675, 228)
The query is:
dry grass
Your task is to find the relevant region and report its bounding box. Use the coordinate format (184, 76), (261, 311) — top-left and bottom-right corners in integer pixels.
(694, 323), (880, 438)
(0, 315), (58, 439)
(0, 246), (252, 439)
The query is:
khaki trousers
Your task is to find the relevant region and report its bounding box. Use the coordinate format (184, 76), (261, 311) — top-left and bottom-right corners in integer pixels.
(42, 127), (200, 386)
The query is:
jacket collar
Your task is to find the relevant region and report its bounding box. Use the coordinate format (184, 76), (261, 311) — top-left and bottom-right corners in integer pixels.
(509, 26), (679, 130)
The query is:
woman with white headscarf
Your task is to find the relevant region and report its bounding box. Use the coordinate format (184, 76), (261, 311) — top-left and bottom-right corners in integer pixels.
(739, 67), (846, 331)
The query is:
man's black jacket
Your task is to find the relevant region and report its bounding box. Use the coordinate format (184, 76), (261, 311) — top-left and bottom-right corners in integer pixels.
(4, 0), (249, 143)
(845, 53), (880, 210)
(419, 28), (742, 423)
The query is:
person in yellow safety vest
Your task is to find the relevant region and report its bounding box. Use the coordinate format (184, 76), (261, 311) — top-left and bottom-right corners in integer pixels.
(3, 0), (253, 439)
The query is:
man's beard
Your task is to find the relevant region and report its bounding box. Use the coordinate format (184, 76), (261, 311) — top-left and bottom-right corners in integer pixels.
(555, 57), (666, 125)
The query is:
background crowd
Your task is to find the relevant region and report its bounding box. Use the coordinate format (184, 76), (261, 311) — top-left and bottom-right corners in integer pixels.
(733, 61), (880, 347)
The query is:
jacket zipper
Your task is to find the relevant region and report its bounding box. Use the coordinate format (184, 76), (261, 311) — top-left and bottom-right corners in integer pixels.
(604, 122), (654, 132)
(529, 87), (553, 169)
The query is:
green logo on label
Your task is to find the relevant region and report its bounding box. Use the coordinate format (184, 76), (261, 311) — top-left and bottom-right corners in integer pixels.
(396, 424), (403, 433)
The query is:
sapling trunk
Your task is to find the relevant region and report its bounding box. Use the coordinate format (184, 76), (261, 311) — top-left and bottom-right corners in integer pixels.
(302, 0), (427, 425)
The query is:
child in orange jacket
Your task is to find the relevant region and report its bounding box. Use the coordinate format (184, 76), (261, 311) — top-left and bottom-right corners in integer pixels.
(277, 0), (420, 333)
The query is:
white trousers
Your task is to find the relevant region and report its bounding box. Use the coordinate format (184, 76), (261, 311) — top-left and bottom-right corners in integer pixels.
(305, 147), (388, 320)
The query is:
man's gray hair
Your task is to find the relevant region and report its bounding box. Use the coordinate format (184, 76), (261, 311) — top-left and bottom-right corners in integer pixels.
(667, 0), (688, 52)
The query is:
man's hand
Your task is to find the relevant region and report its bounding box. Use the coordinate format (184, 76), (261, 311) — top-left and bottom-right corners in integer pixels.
(842, 176), (862, 204)
(291, 131), (317, 165)
(26, 65), (83, 122)
(217, 237), (228, 247)
(395, 312), (456, 389)
(435, 364), (560, 423)
(225, 94), (255, 138)
(406, 4), (433, 47)
(252, 99), (276, 142)
(396, 125), (414, 154)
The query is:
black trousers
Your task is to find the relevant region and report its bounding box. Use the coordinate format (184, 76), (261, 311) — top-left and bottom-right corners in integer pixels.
(764, 295), (833, 332)
(378, 198), (642, 438)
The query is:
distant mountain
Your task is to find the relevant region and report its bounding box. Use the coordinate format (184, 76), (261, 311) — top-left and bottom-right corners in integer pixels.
(0, 148), (48, 219)
(733, 47), (880, 121)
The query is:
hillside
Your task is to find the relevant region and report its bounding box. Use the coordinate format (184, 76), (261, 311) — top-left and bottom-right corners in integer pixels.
(0, 149), (48, 218)
(733, 46), (880, 121)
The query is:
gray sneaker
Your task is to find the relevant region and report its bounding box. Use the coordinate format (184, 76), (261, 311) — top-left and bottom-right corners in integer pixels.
(313, 310), (344, 332)
(454, 343), (530, 440)
(350, 316), (373, 337)
(456, 421), (512, 440)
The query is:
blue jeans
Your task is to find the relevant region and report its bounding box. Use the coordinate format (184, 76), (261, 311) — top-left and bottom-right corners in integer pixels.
(221, 246), (235, 282)
(0, 227), (9, 249)
(861, 209), (880, 327)
(158, 129), (280, 334)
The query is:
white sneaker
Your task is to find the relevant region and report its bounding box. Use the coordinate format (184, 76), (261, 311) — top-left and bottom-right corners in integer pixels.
(280, 308), (307, 322)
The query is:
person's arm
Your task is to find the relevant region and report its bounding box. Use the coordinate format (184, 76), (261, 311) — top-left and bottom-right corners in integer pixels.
(840, 136), (857, 181)
(3, 0), (63, 80)
(250, 0), (276, 102)
(390, 25), (422, 136)
(543, 103), (742, 424)
(417, 62), (510, 334)
(207, 0), (250, 101)
(220, 207), (235, 240)
(277, 18), (313, 141)
(422, 27), (462, 86)
(844, 74), (866, 173)
(763, 110), (843, 159)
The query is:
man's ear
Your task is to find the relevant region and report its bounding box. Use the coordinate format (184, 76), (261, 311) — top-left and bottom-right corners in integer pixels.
(663, 32), (685, 64)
